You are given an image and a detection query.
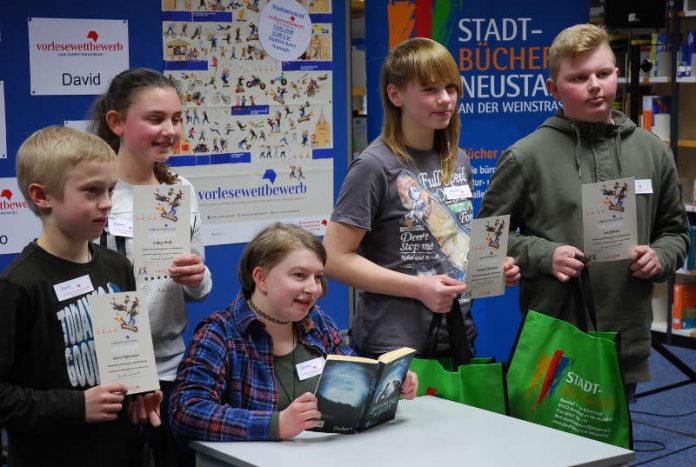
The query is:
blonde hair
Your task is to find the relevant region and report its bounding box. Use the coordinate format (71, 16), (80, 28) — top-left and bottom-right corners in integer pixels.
(239, 223), (327, 299)
(380, 37), (462, 183)
(16, 126), (116, 214)
(549, 24), (615, 80)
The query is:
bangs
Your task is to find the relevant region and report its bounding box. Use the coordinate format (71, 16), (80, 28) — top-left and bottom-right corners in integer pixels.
(411, 46), (462, 96)
(385, 38), (462, 96)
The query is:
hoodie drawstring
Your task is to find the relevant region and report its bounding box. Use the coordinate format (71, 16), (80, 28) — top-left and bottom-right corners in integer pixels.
(573, 124), (583, 179)
(613, 128), (624, 176)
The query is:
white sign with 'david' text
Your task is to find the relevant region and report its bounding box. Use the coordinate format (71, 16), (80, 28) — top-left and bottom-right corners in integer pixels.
(28, 17), (129, 95)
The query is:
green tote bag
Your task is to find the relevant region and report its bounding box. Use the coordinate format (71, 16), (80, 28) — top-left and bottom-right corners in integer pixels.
(506, 271), (631, 448)
(410, 357), (507, 414)
(409, 299), (507, 415)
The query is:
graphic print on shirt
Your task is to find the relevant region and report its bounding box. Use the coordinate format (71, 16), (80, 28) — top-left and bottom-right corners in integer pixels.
(56, 282), (123, 388)
(396, 168), (473, 281)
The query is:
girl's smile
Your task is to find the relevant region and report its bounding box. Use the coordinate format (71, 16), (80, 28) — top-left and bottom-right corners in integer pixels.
(108, 86), (183, 169)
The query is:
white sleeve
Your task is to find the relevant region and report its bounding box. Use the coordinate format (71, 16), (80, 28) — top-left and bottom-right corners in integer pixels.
(183, 177), (212, 300)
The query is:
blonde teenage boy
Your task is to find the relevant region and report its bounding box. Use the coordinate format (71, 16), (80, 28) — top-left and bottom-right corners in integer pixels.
(0, 126), (160, 467)
(479, 24), (688, 398)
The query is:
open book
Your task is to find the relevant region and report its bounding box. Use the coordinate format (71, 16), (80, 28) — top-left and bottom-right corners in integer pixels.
(313, 347), (416, 433)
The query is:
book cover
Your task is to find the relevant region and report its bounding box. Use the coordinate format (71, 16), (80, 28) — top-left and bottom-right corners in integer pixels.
(651, 33), (670, 78)
(651, 96), (670, 141)
(673, 283), (696, 330)
(678, 32), (696, 78)
(641, 95), (654, 132)
(641, 95), (670, 140)
(687, 224), (696, 271)
(314, 347), (416, 433)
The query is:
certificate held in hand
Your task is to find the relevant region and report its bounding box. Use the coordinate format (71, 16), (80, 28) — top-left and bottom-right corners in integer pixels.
(132, 184), (191, 280)
(91, 292), (159, 394)
(581, 177), (637, 262)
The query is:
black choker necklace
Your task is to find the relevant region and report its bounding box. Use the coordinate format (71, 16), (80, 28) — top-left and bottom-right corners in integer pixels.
(248, 299), (290, 325)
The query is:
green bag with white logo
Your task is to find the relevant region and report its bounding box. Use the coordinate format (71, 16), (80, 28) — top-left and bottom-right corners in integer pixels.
(506, 272), (631, 448)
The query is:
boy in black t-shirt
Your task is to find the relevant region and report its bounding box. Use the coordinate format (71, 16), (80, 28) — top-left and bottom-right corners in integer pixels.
(0, 126), (161, 467)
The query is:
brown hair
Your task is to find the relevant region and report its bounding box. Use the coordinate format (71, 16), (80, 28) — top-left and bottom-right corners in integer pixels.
(380, 37), (462, 183)
(239, 223), (327, 298)
(89, 67), (180, 184)
(548, 24), (615, 80)
(16, 126), (116, 215)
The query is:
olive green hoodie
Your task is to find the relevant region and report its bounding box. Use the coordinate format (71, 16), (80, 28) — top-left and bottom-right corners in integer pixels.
(479, 109), (689, 383)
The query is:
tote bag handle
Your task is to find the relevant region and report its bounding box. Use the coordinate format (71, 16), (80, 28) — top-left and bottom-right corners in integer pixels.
(559, 261), (598, 332)
(424, 296), (473, 367)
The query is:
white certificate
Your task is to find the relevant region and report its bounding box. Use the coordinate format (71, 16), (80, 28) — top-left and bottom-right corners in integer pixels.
(91, 292), (159, 394)
(133, 185), (191, 280)
(463, 215), (510, 299)
(582, 177), (637, 262)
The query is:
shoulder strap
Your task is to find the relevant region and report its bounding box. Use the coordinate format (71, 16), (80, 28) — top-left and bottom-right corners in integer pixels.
(99, 231), (128, 257)
(115, 236), (127, 257)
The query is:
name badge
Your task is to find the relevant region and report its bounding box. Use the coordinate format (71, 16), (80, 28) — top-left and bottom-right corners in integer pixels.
(444, 185), (472, 200)
(296, 357), (325, 380)
(53, 274), (94, 302)
(635, 179), (653, 194)
(108, 218), (133, 238)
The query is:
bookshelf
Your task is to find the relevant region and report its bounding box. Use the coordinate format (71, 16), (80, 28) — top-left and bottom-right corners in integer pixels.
(611, 5), (696, 346)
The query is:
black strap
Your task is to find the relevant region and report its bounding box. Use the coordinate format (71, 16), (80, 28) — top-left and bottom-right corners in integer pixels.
(424, 313), (443, 358)
(99, 231), (127, 257)
(559, 267), (597, 332)
(579, 266), (598, 330)
(115, 236), (127, 256)
(446, 298), (474, 366)
(424, 297), (473, 366)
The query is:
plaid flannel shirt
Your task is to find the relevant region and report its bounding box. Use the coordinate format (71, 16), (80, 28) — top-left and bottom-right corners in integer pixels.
(169, 295), (353, 441)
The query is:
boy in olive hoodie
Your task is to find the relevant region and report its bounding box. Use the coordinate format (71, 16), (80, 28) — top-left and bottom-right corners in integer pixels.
(479, 24), (688, 398)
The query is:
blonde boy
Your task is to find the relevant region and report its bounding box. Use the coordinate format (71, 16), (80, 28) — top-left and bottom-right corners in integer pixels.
(1, 126), (159, 467)
(479, 24), (688, 397)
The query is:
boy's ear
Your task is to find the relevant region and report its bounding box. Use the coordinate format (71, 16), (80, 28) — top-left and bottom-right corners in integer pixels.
(386, 84), (402, 107)
(27, 183), (52, 211)
(251, 266), (268, 294)
(546, 78), (560, 101)
(105, 110), (125, 137)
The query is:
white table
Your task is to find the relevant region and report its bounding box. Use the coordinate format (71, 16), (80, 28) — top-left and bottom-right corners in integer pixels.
(191, 396), (634, 467)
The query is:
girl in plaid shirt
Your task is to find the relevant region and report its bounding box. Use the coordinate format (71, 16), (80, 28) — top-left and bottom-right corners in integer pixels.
(170, 223), (419, 441)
